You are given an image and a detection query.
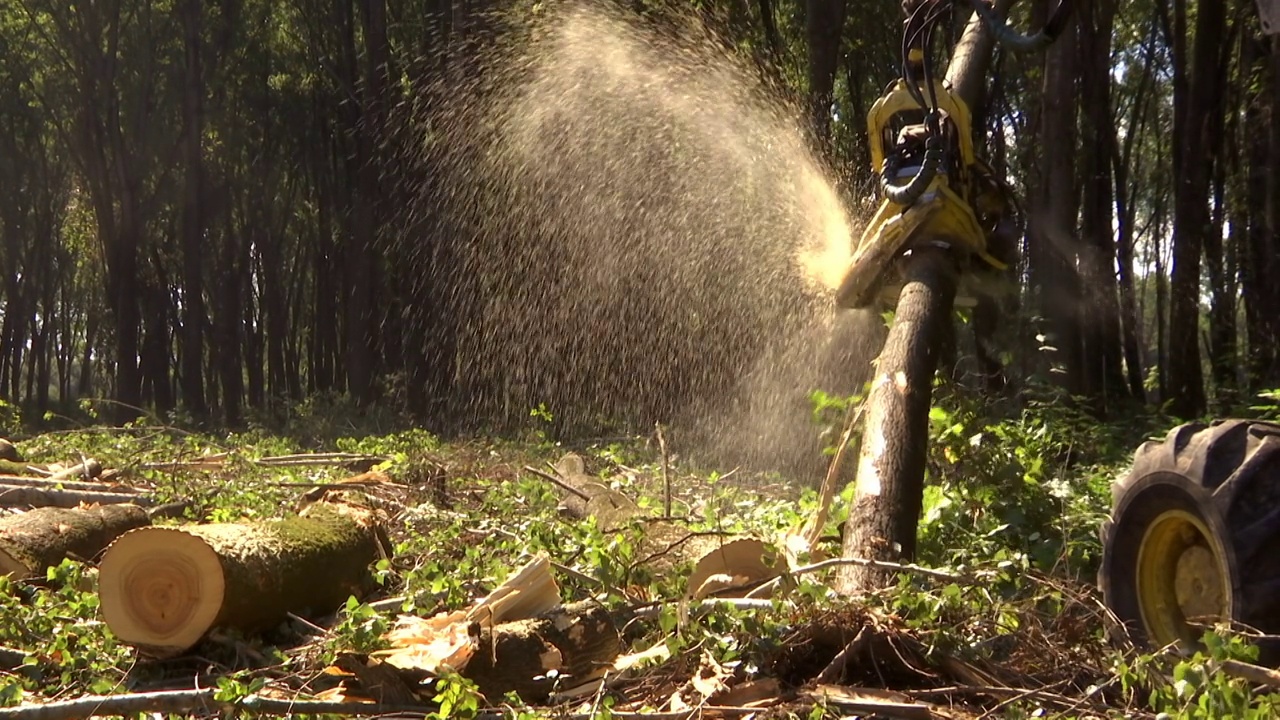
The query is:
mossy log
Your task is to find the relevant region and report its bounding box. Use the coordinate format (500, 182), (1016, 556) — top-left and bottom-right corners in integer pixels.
(0, 504), (151, 578)
(98, 503), (387, 657)
(462, 599), (620, 703)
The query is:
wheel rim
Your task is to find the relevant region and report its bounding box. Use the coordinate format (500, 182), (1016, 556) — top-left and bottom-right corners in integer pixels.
(1136, 509), (1230, 647)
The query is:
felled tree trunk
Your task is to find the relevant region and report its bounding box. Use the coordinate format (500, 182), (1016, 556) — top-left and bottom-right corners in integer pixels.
(463, 599), (620, 703)
(98, 503), (387, 657)
(0, 504), (151, 578)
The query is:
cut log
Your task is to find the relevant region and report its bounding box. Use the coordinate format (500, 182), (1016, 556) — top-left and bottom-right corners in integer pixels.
(0, 504), (151, 578)
(0, 475), (142, 494)
(0, 485), (153, 509)
(462, 599), (620, 703)
(98, 503), (387, 657)
(0, 440), (20, 463)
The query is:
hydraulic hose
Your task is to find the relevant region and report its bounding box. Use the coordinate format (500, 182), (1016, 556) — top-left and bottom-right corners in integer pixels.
(967, 0), (1072, 51)
(882, 134), (942, 207)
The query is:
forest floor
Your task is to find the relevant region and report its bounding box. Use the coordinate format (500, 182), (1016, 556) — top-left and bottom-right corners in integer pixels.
(0, 388), (1277, 719)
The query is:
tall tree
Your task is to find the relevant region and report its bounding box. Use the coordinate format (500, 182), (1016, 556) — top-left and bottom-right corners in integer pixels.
(1165, 0), (1224, 418)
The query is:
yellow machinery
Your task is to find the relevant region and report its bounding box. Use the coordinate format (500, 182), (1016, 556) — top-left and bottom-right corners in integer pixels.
(835, 52), (1018, 312)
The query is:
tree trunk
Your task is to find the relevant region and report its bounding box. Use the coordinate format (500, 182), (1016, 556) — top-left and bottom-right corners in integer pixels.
(838, 249), (957, 592)
(805, 0), (847, 148)
(1077, 0), (1125, 412)
(1165, 0), (1223, 418)
(179, 0), (207, 420)
(1030, 5), (1082, 396)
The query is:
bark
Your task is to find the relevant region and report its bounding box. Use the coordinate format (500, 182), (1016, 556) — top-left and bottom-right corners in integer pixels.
(0, 504), (150, 579)
(1030, 5), (1082, 396)
(1077, 0), (1126, 412)
(179, 0), (208, 419)
(463, 600), (621, 703)
(98, 503), (387, 658)
(1166, 0), (1224, 418)
(838, 248), (958, 592)
(0, 485), (153, 509)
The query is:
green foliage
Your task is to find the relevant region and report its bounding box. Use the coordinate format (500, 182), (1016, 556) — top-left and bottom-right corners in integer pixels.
(1114, 628), (1280, 719)
(0, 561), (134, 706)
(915, 384), (1144, 577)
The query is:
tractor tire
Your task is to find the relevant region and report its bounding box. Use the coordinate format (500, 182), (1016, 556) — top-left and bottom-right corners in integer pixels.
(1100, 419), (1280, 655)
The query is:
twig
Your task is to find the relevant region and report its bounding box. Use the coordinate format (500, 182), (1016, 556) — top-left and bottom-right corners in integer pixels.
(805, 398), (867, 546)
(522, 466), (590, 501)
(974, 679), (1070, 719)
(904, 684), (1105, 713)
(286, 612), (330, 637)
(814, 626), (872, 685)
(655, 422), (671, 519)
(46, 459), (101, 482)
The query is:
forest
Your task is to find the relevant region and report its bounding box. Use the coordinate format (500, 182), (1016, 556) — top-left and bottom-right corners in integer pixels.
(0, 0), (1273, 433)
(0, 0), (1279, 717)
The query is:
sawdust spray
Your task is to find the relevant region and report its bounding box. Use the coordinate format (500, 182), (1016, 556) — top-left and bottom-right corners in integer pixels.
(409, 0), (883, 477)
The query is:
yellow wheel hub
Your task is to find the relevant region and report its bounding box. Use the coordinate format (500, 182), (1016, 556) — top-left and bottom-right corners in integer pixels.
(1136, 509), (1231, 647)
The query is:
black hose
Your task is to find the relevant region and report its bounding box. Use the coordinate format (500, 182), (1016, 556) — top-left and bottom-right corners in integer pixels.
(882, 134), (942, 207)
(967, 0), (1073, 51)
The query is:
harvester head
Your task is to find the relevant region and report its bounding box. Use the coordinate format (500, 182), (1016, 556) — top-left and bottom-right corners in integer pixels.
(835, 75), (1017, 311)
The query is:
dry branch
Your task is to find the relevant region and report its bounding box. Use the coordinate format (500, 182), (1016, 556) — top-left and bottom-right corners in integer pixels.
(46, 459), (102, 482)
(0, 475), (141, 494)
(140, 452), (387, 473)
(0, 688), (776, 720)
(0, 504), (151, 578)
(1220, 659), (1280, 690)
(0, 485), (153, 509)
(98, 502), (387, 657)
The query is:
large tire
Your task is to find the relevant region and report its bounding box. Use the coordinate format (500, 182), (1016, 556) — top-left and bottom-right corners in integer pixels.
(1100, 419), (1280, 654)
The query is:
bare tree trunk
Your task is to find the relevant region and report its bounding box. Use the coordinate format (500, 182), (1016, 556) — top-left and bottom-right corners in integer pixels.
(179, 0), (207, 419)
(1030, 1), (1082, 396)
(838, 249), (957, 592)
(1165, 0), (1223, 418)
(1077, 0), (1126, 412)
(805, 0), (847, 148)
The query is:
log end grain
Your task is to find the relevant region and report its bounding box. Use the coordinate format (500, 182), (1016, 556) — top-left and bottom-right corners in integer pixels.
(99, 528), (226, 657)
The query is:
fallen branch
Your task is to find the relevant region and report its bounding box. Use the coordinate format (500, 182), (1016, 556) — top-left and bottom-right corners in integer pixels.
(0, 485), (153, 509)
(46, 460), (102, 482)
(522, 465), (590, 501)
(1220, 659), (1280, 690)
(0, 476), (140, 494)
(0, 688), (775, 720)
